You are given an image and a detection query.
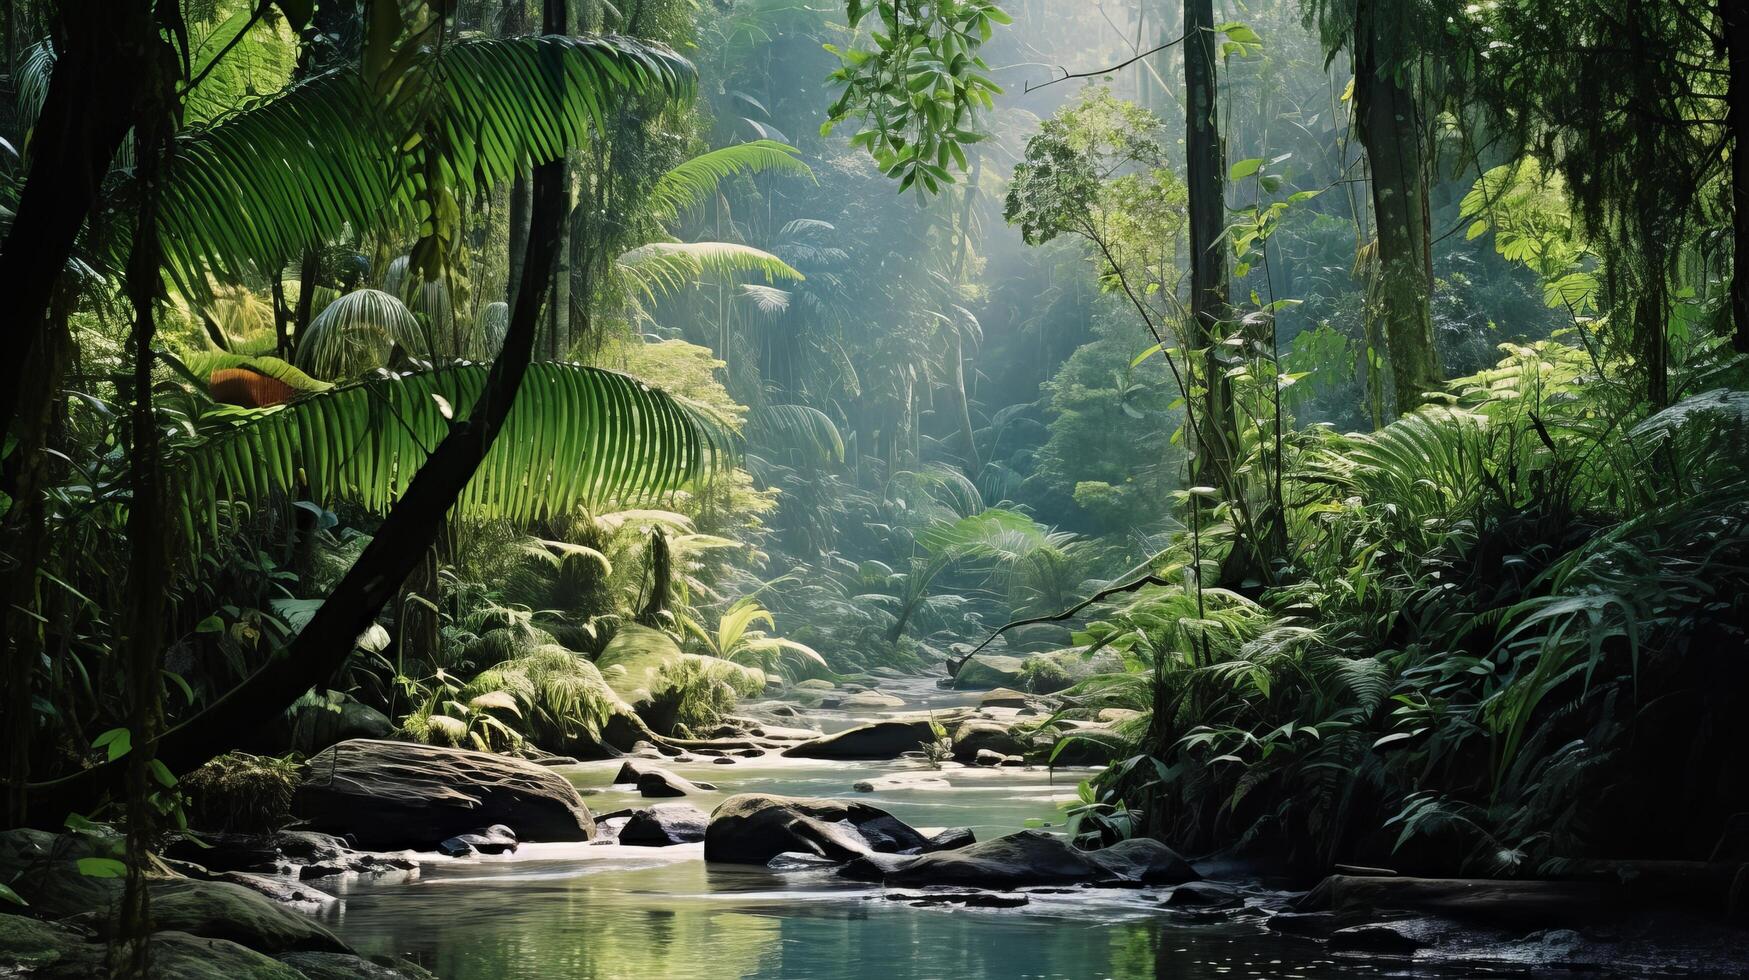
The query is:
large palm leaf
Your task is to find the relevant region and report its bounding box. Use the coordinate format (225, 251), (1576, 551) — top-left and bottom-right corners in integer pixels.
(294, 288), (427, 380)
(644, 139), (811, 221)
(616, 241), (803, 303)
(175, 360), (733, 539)
(157, 34), (695, 294)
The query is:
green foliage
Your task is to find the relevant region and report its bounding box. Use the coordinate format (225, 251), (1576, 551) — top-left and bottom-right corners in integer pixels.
(644, 139), (812, 221)
(294, 288), (428, 380)
(170, 361), (731, 540)
(180, 751), (305, 833)
(157, 34), (696, 295)
(823, 0), (1009, 193)
(685, 597), (828, 682)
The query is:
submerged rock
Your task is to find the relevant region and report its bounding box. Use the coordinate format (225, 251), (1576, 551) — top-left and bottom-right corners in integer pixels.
(293, 739), (595, 850)
(783, 720), (942, 760)
(619, 804), (710, 846)
(885, 890), (1029, 909)
(840, 830), (1197, 890)
(437, 825), (518, 857)
(636, 767), (716, 798)
(840, 690), (906, 709)
(278, 951), (440, 979)
(704, 794), (936, 865)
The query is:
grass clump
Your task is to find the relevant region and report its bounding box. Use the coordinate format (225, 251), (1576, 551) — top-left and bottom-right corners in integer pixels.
(181, 752), (305, 833)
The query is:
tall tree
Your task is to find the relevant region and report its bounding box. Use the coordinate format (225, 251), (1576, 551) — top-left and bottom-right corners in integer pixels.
(1185, 0), (1239, 484)
(1351, 0), (1442, 413)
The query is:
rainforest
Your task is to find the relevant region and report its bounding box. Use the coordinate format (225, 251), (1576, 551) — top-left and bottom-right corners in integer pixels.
(1, 0), (1747, 977)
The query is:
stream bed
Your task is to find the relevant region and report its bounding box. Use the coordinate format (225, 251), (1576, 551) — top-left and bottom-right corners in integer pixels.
(313, 677), (1579, 980)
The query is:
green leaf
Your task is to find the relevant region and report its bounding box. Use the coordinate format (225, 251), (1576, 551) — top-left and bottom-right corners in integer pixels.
(77, 858), (128, 879)
(1228, 157), (1263, 180)
(195, 615), (224, 634)
(92, 728), (132, 761)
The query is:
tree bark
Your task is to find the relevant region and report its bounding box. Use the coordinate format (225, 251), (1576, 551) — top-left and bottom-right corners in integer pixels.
(0, 0), (149, 453)
(26, 1), (575, 822)
(1725, 0), (1749, 351)
(1354, 0), (1442, 414)
(1185, 0), (1236, 486)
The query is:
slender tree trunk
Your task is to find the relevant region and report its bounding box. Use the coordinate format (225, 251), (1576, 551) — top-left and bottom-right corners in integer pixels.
(293, 249), (319, 339)
(1354, 0), (1441, 414)
(950, 155), (982, 474)
(115, 33), (174, 976)
(28, 0), (577, 821)
(1185, 0), (1235, 486)
(1725, 0), (1749, 351)
(508, 168), (531, 309)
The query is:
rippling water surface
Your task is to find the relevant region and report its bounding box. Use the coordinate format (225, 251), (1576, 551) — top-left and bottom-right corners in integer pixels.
(320, 678), (1558, 979)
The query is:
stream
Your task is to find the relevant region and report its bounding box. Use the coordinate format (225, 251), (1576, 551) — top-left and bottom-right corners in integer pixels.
(313, 676), (1571, 980)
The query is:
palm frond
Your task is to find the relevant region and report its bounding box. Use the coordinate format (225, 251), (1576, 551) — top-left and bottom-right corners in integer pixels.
(173, 361), (732, 539)
(616, 241), (803, 302)
(749, 404), (844, 465)
(156, 34), (695, 295)
(294, 288), (426, 380)
(644, 139), (811, 221)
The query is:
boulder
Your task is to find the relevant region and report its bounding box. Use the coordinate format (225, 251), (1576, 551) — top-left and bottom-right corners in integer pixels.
(636, 768), (716, 798)
(704, 794), (934, 865)
(980, 688), (1031, 708)
(924, 827), (977, 851)
(1163, 880), (1241, 908)
(840, 691), (906, 709)
(294, 739), (594, 850)
(974, 749), (1006, 767)
(0, 914), (89, 975)
(165, 830), (415, 879)
(951, 654), (1025, 690)
(840, 830), (1195, 889)
(619, 804), (710, 846)
(139, 932), (309, 980)
(0, 828), (123, 918)
(93, 879), (350, 954)
(1087, 838), (1198, 885)
(437, 825), (517, 857)
(783, 720), (939, 760)
(278, 952), (439, 980)
(951, 720), (1029, 762)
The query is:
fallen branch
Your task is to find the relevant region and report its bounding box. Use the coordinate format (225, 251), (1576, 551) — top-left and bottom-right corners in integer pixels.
(960, 573), (1174, 661)
(1024, 33), (1186, 94)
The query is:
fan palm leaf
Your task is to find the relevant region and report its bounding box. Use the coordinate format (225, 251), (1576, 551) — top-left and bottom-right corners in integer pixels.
(294, 288), (427, 380)
(173, 360), (732, 540)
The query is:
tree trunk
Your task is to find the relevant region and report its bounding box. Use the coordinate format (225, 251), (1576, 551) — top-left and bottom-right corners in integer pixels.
(1354, 0), (1442, 414)
(1185, 0), (1235, 487)
(27, 0), (576, 822)
(0, 0), (149, 452)
(1725, 0), (1749, 351)
(508, 168), (531, 310)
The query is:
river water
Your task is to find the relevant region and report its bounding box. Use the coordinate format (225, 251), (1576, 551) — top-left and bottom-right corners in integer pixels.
(314, 676), (1564, 979)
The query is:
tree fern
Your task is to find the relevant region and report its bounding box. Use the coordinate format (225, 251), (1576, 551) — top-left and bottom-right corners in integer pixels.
(173, 361), (732, 540)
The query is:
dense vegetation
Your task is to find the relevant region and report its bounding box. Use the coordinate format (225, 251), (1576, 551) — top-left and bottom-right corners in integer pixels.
(2, 0), (1748, 973)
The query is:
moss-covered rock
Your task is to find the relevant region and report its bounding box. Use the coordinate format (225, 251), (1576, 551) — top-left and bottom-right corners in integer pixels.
(951, 654), (1025, 690)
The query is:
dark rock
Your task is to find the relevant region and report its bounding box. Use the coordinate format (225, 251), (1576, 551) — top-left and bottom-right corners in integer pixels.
(0, 828), (124, 918)
(619, 803), (710, 846)
(216, 872), (338, 914)
(841, 831), (1195, 889)
(1298, 874), (1646, 929)
(704, 794), (933, 864)
(783, 720), (940, 760)
(294, 739), (595, 850)
(1164, 881), (1241, 908)
(1088, 838), (1198, 885)
(143, 932), (309, 980)
(278, 951), (439, 980)
(973, 749), (1006, 767)
(0, 913), (90, 974)
(886, 890), (1030, 909)
(1329, 921), (1434, 954)
(712, 756), (737, 765)
(1266, 911), (1340, 937)
(923, 828), (976, 852)
(88, 878), (350, 954)
(297, 863), (347, 879)
(612, 760), (651, 784)
(1043, 731), (1122, 767)
(435, 827), (516, 857)
(636, 768), (716, 798)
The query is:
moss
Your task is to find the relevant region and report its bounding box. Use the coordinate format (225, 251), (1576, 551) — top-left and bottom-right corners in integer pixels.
(1018, 654), (1074, 694)
(181, 752), (305, 833)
